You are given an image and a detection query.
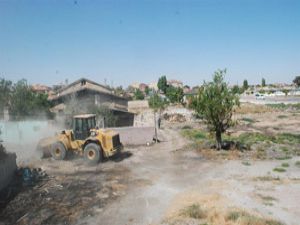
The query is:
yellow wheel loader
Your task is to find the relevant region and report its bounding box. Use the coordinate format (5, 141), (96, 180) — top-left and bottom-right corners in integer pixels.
(37, 114), (122, 164)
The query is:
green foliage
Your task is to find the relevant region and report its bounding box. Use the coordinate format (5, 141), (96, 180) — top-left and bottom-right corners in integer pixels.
(232, 132), (300, 147)
(275, 156), (292, 160)
(133, 89), (145, 100)
(242, 161), (251, 166)
(266, 103), (300, 110)
(144, 86), (150, 96)
(181, 125), (192, 130)
(276, 133), (300, 144)
(236, 132), (273, 145)
(231, 85), (243, 94)
(262, 78), (266, 87)
(191, 69), (240, 149)
(148, 93), (167, 112)
(293, 76), (300, 87)
(157, 75), (168, 94)
(273, 167), (286, 172)
(281, 163), (289, 167)
(243, 79), (249, 90)
(9, 79), (53, 120)
(277, 115), (288, 119)
(0, 78), (12, 113)
(181, 129), (208, 140)
(282, 89), (289, 96)
(0, 78), (53, 120)
(165, 86), (184, 103)
(114, 86), (126, 97)
(295, 161), (300, 167)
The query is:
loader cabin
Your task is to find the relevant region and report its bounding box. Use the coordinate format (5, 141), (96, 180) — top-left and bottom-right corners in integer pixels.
(72, 114), (96, 140)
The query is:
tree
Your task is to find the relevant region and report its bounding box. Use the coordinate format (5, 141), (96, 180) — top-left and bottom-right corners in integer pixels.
(114, 86), (125, 97)
(9, 79), (53, 120)
(89, 105), (116, 128)
(157, 76), (168, 94)
(166, 86), (184, 103)
(148, 93), (168, 142)
(0, 78), (12, 114)
(232, 85), (241, 95)
(145, 86), (150, 96)
(262, 78), (266, 87)
(243, 79), (249, 90)
(9, 79), (35, 119)
(191, 69), (240, 150)
(133, 89), (145, 100)
(293, 76), (300, 87)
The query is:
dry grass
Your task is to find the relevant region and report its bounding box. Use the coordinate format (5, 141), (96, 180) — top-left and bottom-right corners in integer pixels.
(166, 206), (284, 225)
(226, 210), (284, 225)
(235, 103), (275, 114)
(254, 176), (281, 182)
(180, 204), (206, 219)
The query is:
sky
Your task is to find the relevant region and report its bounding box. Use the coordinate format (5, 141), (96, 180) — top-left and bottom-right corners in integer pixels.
(0, 0), (300, 87)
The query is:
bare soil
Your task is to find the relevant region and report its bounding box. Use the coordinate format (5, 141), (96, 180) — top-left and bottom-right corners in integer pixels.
(1, 110), (300, 225)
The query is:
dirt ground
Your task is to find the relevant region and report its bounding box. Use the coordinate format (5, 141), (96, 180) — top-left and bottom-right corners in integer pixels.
(1, 109), (300, 225)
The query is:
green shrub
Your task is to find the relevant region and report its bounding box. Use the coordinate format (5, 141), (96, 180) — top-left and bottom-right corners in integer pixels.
(181, 129), (208, 140)
(181, 125), (192, 130)
(277, 115), (288, 119)
(275, 133), (300, 144)
(242, 161), (251, 166)
(273, 167), (286, 172)
(281, 163), (289, 167)
(275, 156), (292, 160)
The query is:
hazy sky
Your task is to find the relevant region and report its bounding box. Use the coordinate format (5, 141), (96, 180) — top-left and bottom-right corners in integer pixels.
(1, 0), (300, 87)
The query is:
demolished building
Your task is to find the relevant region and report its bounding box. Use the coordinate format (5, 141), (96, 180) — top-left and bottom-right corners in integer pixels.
(49, 78), (134, 127)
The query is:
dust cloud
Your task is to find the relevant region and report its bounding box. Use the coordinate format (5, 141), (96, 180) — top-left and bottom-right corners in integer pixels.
(0, 120), (64, 165)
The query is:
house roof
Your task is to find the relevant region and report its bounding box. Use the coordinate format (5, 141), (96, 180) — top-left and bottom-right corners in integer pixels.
(49, 78), (126, 101)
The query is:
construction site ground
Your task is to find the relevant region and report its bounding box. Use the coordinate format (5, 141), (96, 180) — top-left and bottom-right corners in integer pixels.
(1, 110), (300, 225)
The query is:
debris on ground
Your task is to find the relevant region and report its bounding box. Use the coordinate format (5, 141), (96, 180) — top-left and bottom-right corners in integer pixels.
(0, 165), (129, 225)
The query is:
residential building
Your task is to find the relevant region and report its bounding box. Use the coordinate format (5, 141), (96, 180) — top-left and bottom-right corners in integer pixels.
(49, 78), (134, 127)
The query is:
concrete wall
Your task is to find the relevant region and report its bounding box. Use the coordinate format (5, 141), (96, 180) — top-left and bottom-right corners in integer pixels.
(128, 100), (149, 112)
(112, 127), (155, 146)
(0, 153), (17, 192)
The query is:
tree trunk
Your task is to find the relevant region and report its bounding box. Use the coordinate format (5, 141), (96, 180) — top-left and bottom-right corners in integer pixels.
(216, 130), (222, 150)
(154, 111), (158, 143)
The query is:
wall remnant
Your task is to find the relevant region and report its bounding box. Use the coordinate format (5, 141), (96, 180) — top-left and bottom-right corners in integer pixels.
(0, 152), (17, 192)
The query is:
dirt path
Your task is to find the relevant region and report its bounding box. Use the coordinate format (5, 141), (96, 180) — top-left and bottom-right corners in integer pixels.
(81, 128), (300, 225)
(81, 128), (195, 225)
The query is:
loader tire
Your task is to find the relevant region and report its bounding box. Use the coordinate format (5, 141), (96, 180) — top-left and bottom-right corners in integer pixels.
(84, 143), (102, 164)
(51, 142), (67, 160)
